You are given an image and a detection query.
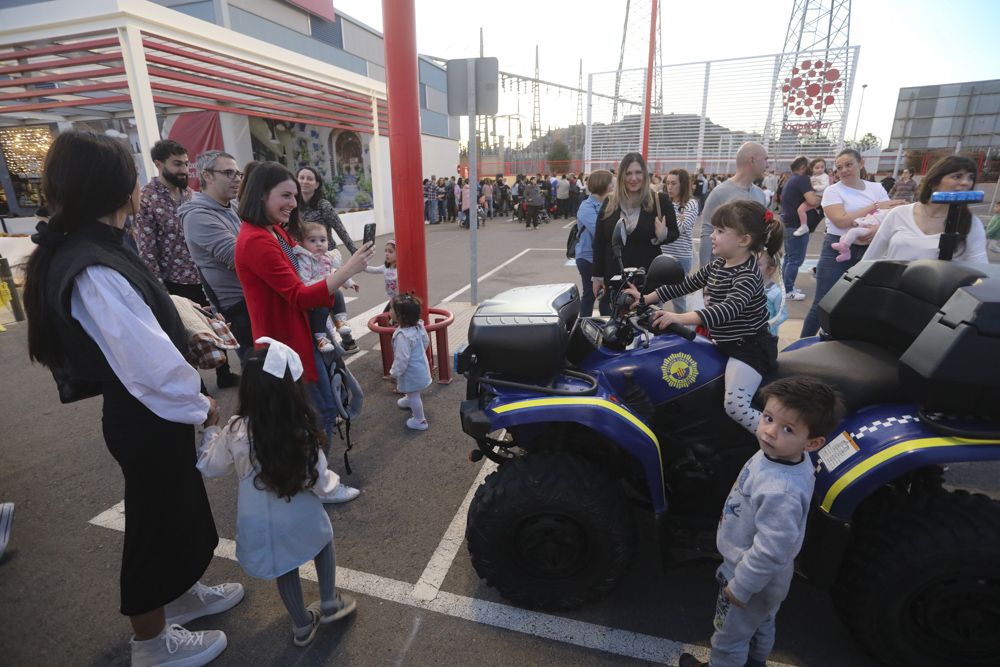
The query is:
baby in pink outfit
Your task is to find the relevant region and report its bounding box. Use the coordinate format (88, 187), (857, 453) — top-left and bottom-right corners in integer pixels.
(831, 208), (889, 262)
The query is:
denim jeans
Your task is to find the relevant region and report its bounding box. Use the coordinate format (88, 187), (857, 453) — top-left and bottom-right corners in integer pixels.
(800, 233), (866, 337)
(576, 258), (595, 317)
(424, 200), (434, 222)
(307, 348), (339, 436)
(782, 228), (810, 295)
(437, 199), (446, 221)
(664, 252), (694, 312)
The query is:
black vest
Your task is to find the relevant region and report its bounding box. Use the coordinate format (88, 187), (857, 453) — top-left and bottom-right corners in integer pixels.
(43, 221), (188, 402)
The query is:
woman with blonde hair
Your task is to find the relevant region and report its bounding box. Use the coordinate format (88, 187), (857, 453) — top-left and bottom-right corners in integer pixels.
(591, 152), (679, 304)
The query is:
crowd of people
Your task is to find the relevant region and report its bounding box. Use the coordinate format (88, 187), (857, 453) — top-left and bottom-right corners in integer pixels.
(17, 125), (994, 667)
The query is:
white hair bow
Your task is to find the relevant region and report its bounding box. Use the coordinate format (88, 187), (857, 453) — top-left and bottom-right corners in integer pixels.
(255, 337), (303, 381)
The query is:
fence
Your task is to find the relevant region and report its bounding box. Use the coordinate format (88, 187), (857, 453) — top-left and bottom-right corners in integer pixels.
(584, 46), (861, 173)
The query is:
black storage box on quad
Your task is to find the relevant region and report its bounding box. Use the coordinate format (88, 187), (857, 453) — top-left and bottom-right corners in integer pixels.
(819, 259), (990, 354)
(900, 276), (1000, 416)
(467, 283), (580, 380)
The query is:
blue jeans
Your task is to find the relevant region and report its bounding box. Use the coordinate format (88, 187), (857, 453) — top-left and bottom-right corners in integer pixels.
(576, 258), (595, 317)
(437, 199), (446, 221)
(424, 200), (434, 222)
(782, 228), (809, 295)
(664, 252), (694, 312)
(307, 348), (339, 436)
(800, 233), (866, 337)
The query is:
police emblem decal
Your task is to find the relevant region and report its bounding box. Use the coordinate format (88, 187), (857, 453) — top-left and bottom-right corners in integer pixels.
(661, 353), (698, 389)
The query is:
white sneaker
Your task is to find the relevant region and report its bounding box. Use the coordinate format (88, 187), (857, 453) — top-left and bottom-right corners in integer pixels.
(406, 417), (429, 431)
(786, 290), (807, 301)
(317, 484), (360, 504)
(164, 582), (245, 626)
(793, 225), (810, 237)
(131, 624), (227, 667)
(396, 396), (411, 409)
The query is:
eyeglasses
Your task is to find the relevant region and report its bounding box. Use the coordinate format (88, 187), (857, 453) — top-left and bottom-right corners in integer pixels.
(205, 169), (243, 180)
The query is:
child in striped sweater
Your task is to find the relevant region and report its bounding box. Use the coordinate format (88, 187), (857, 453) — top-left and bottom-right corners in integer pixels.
(626, 201), (784, 433)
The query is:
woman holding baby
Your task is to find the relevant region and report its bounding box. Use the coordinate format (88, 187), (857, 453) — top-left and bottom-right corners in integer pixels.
(863, 155), (988, 264)
(800, 148), (906, 337)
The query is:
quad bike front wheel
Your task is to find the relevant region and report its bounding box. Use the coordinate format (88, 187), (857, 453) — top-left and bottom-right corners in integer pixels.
(466, 451), (637, 610)
(832, 489), (1000, 667)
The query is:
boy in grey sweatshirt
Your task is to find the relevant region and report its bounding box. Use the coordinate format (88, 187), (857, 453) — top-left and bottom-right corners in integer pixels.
(681, 377), (843, 667)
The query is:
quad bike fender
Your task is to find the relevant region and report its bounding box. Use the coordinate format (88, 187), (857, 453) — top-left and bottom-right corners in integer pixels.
(484, 396), (668, 514)
(814, 404), (1000, 522)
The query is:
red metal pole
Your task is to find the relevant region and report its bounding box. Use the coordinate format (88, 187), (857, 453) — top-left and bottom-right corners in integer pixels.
(381, 0), (428, 315)
(641, 0), (658, 159)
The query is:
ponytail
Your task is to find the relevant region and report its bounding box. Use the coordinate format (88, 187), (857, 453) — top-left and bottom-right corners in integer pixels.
(763, 212), (784, 257)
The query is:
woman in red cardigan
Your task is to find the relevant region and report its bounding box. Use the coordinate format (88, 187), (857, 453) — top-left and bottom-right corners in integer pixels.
(235, 163), (373, 451)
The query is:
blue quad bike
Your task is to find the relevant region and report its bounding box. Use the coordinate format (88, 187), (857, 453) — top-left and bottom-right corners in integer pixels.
(457, 246), (1000, 664)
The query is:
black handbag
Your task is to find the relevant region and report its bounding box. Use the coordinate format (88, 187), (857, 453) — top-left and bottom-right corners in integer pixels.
(566, 223), (580, 259)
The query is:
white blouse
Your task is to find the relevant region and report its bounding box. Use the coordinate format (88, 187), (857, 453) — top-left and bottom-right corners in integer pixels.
(864, 203), (988, 264)
(70, 265), (210, 424)
(821, 180), (889, 237)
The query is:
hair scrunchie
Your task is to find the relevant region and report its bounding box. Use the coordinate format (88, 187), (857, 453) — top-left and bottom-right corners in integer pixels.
(31, 220), (66, 248)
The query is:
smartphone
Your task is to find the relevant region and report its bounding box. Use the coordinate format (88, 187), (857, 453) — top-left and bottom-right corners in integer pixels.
(363, 223), (376, 247)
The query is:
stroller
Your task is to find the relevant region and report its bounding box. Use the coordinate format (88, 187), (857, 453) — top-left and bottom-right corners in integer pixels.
(318, 339), (365, 474)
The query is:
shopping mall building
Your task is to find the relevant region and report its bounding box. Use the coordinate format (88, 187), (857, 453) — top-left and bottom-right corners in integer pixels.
(0, 0), (460, 238)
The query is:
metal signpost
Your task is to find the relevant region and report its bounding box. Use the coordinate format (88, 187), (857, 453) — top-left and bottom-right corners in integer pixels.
(447, 57), (498, 305)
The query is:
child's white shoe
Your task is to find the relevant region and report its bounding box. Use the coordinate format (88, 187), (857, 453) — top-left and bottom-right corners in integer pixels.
(406, 417), (428, 431)
(397, 396), (411, 409)
(793, 225), (810, 237)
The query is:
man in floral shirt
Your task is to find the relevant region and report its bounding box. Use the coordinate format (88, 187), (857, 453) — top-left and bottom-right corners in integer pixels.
(135, 139), (239, 388)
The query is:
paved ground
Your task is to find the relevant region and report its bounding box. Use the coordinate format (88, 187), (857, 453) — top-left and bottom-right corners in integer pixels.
(1, 213), (997, 666)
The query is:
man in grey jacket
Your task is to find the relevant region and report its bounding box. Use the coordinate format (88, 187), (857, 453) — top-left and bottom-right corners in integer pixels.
(180, 150), (252, 360)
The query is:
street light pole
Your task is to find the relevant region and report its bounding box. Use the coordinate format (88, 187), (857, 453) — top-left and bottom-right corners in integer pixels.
(852, 83), (868, 142)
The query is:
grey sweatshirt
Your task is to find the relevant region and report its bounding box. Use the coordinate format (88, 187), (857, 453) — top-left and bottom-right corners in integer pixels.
(716, 449), (814, 604)
(179, 193), (245, 309)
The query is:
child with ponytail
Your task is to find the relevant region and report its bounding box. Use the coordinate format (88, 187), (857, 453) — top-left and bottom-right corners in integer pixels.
(626, 201), (784, 433)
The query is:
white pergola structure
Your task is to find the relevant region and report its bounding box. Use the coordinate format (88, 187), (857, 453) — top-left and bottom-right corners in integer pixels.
(0, 0), (392, 227)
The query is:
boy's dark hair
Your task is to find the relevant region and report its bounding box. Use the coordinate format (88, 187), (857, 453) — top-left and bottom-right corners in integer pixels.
(789, 155), (809, 172)
(391, 292), (422, 327)
(151, 139), (187, 163)
(711, 200), (784, 256)
(758, 376), (845, 438)
(236, 348), (322, 500)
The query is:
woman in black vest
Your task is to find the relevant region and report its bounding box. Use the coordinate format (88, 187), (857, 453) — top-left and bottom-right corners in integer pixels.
(591, 152), (679, 311)
(23, 132), (241, 666)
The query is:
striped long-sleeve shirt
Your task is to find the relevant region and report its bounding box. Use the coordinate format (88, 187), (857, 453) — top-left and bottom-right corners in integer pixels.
(655, 255), (769, 342)
(661, 198), (700, 260)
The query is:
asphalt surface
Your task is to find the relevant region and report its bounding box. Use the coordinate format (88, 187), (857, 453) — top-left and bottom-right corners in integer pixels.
(1, 213), (997, 667)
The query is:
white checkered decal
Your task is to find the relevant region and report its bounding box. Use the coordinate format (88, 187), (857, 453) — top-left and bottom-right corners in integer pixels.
(852, 415), (920, 440)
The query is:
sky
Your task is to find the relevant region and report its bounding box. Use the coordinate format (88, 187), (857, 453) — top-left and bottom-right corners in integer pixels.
(334, 0), (1000, 147)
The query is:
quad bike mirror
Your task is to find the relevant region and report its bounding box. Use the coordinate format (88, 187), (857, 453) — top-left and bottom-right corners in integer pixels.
(611, 219), (626, 274)
(644, 254), (686, 294)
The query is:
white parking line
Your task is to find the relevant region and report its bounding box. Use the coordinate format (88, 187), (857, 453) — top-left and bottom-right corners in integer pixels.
(412, 459), (498, 601)
(89, 500), (797, 665)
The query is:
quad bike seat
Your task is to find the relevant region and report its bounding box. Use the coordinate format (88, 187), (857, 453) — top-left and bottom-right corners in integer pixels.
(768, 340), (901, 413)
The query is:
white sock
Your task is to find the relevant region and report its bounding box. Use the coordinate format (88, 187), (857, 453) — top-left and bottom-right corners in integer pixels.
(406, 392), (425, 421)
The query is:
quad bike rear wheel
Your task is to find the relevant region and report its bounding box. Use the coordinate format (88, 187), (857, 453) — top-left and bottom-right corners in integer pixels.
(832, 489), (1000, 667)
(466, 451), (637, 610)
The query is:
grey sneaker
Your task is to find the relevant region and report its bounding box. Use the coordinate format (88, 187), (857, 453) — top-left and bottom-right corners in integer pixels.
(292, 609), (320, 647)
(312, 593), (357, 623)
(130, 624), (227, 667)
(164, 581), (244, 626)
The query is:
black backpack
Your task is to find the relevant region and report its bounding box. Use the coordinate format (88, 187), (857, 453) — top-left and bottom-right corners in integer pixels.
(566, 222), (580, 259)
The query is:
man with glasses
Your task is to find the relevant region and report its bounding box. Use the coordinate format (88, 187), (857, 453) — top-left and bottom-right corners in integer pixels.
(697, 142), (770, 269)
(180, 150), (253, 362)
(135, 141), (240, 389)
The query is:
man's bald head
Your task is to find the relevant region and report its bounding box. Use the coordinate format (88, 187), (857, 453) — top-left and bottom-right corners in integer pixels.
(735, 142), (768, 179)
